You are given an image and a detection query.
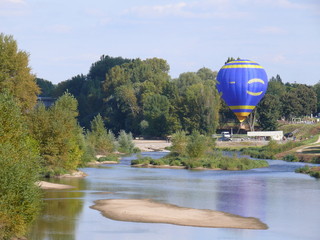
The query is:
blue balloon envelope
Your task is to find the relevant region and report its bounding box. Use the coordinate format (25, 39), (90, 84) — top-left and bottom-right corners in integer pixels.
(217, 59), (268, 122)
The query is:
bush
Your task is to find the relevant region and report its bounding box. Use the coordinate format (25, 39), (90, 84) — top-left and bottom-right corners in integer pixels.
(169, 160), (182, 166)
(296, 166), (320, 178)
(97, 154), (119, 162)
(86, 114), (117, 155)
(131, 156), (152, 165)
(171, 130), (188, 156)
(118, 130), (137, 154)
(282, 154), (299, 162)
(186, 131), (211, 158)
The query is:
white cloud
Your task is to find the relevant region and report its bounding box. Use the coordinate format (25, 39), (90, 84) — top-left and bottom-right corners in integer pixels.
(124, 2), (188, 18)
(124, 0), (248, 19)
(0, 0), (25, 4)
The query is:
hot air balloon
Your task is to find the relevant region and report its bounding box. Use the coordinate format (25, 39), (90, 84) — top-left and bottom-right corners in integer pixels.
(217, 59), (268, 122)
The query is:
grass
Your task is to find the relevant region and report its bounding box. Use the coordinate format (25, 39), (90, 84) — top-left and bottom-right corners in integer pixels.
(131, 151), (269, 171)
(295, 166), (320, 178)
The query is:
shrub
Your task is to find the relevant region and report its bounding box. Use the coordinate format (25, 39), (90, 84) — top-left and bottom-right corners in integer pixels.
(118, 130), (138, 153)
(171, 130), (188, 156)
(186, 131), (210, 158)
(282, 154), (299, 162)
(97, 154), (119, 162)
(131, 156), (152, 165)
(170, 160), (182, 166)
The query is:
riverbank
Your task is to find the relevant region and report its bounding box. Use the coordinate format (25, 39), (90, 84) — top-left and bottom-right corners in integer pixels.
(91, 199), (268, 229)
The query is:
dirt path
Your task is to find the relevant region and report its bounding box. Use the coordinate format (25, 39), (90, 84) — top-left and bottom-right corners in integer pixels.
(296, 135), (320, 154)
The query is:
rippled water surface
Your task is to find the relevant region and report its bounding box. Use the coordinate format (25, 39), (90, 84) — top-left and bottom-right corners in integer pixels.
(28, 152), (320, 240)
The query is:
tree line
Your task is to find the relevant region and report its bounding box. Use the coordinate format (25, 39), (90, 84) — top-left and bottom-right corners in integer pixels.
(38, 56), (319, 134)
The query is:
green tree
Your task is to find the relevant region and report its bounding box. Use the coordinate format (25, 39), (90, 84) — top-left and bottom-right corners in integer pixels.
(313, 80), (320, 114)
(257, 94), (281, 130)
(27, 92), (84, 174)
(86, 114), (116, 155)
(267, 75), (286, 97)
(0, 92), (42, 239)
(36, 78), (56, 97)
(282, 84), (317, 119)
(103, 58), (171, 135)
(171, 130), (188, 156)
(53, 55), (131, 128)
(186, 131), (211, 158)
(142, 94), (170, 137)
(117, 130), (136, 153)
(172, 70), (220, 135)
(0, 33), (40, 111)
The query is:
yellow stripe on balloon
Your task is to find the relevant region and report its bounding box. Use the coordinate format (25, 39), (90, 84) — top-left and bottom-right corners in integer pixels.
(248, 78), (265, 84)
(229, 105), (255, 110)
(229, 81), (236, 84)
(247, 90), (263, 96)
(222, 65), (264, 69)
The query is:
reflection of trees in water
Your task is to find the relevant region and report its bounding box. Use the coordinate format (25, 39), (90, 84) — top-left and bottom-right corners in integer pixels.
(27, 179), (87, 240)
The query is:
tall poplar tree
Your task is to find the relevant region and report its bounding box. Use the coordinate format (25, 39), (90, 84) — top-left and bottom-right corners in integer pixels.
(0, 33), (40, 111)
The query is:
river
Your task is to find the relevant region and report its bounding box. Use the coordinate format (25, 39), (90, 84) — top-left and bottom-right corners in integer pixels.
(28, 152), (320, 240)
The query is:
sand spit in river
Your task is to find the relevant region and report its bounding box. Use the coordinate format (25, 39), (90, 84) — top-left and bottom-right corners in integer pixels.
(91, 199), (268, 230)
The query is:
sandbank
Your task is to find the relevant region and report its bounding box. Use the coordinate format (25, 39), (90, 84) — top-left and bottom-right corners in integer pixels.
(91, 199), (268, 230)
(37, 181), (75, 190)
(133, 140), (171, 152)
(87, 160), (119, 166)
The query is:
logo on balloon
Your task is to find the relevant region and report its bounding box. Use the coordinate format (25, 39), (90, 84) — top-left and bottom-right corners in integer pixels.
(246, 78), (265, 96)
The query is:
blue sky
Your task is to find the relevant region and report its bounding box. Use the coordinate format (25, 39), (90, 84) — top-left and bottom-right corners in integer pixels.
(1, 0), (319, 85)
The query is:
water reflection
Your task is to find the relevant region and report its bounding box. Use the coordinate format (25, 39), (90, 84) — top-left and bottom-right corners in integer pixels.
(27, 179), (87, 240)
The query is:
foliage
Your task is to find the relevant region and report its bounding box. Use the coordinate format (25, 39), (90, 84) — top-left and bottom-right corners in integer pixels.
(281, 84), (317, 120)
(117, 130), (139, 154)
(97, 154), (119, 162)
(142, 94), (170, 137)
(53, 56), (131, 128)
(0, 92), (42, 239)
(282, 154), (299, 162)
(172, 70), (220, 135)
(171, 130), (188, 156)
(257, 94), (281, 130)
(295, 166), (320, 178)
(0, 33), (40, 111)
(36, 78), (56, 97)
(86, 114), (117, 155)
(27, 92), (84, 175)
(132, 150), (268, 170)
(186, 131), (211, 158)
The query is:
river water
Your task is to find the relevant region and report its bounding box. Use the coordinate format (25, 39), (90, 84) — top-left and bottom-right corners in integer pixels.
(28, 152), (320, 240)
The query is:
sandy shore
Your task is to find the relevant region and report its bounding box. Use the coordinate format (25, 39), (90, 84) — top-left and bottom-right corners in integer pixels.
(91, 199), (268, 229)
(37, 181), (75, 190)
(133, 140), (171, 152)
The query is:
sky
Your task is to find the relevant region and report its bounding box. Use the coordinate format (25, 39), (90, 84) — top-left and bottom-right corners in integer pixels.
(1, 0), (319, 85)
